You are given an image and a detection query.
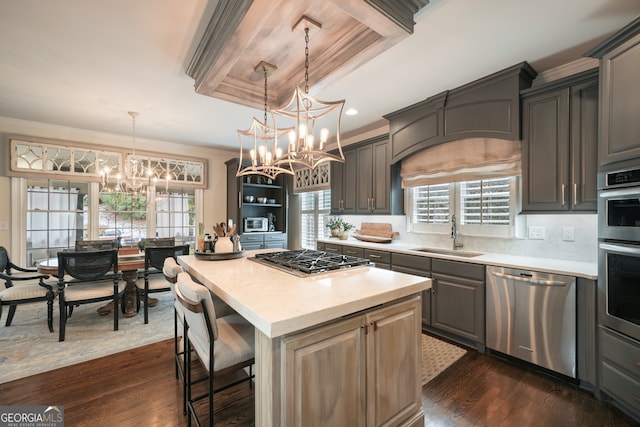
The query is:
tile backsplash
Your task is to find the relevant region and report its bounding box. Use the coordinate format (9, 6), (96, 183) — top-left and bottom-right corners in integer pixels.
(333, 214), (597, 264)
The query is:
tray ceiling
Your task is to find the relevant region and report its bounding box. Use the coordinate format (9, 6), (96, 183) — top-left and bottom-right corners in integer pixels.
(187, 0), (429, 109)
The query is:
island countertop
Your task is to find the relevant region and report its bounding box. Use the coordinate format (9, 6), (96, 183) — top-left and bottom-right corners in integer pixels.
(178, 249), (431, 338)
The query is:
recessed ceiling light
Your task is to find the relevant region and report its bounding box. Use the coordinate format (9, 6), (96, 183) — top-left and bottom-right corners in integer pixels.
(345, 108), (358, 116)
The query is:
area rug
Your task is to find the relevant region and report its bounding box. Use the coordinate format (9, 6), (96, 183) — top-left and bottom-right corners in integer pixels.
(0, 292), (174, 384)
(421, 333), (467, 385)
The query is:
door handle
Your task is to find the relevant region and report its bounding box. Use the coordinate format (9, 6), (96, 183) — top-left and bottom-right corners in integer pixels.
(490, 270), (567, 286)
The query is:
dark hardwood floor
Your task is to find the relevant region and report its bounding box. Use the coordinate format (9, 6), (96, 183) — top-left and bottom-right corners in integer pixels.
(0, 339), (637, 426)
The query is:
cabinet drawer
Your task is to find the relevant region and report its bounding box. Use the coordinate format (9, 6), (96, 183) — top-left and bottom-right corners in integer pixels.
(600, 327), (640, 378)
(391, 253), (431, 273)
(324, 243), (342, 254)
(364, 249), (391, 264)
(342, 246), (365, 257)
(264, 233), (286, 242)
(432, 258), (485, 281)
(601, 361), (640, 415)
(240, 234), (263, 243)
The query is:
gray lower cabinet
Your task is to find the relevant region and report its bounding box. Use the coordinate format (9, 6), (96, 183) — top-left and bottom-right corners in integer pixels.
(364, 248), (391, 270)
(430, 259), (485, 350)
(520, 70), (598, 213)
(280, 296), (423, 426)
(599, 326), (640, 421)
(342, 246), (365, 258)
(240, 232), (287, 250)
(391, 253), (432, 327)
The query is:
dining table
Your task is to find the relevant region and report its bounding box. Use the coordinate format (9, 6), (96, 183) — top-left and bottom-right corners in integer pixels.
(37, 250), (157, 318)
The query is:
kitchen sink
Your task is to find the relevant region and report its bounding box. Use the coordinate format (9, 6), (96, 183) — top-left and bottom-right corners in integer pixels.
(413, 247), (483, 258)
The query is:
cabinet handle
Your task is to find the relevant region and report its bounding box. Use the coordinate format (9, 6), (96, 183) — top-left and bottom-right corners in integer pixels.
(371, 198), (375, 211)
(632, 360), (640, 368)
(238, 191), (242, 209)
(573, 183), (578, 206)
(369, 254), (382, 259)
(561, 184), (566, 206)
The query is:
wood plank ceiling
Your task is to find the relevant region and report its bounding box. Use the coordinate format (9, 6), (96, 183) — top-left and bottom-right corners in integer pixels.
(187, 0), (429, 110)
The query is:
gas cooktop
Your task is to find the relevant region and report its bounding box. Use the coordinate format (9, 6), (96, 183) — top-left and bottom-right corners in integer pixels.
(251, 249), (373, 277)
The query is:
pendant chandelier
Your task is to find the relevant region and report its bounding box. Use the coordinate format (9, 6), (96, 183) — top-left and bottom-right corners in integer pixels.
(99, 112), (172, 201)
(236, 62), (295, 179)
(273, 15), (346, 170)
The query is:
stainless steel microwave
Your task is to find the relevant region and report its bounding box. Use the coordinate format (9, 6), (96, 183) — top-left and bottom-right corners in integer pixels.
(244, 217), (268, 232)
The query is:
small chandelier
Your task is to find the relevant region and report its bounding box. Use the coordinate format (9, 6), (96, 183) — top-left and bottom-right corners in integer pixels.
(273, 16), (346, 170)
(236, 62), (294, 179)
(99, 112), (172, 200)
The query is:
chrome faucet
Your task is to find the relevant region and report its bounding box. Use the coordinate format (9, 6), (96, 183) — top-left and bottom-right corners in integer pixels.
(451, 214), (463, 249)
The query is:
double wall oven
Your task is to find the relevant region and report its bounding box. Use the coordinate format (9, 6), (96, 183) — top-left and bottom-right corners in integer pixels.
(598, 167), (640, 342)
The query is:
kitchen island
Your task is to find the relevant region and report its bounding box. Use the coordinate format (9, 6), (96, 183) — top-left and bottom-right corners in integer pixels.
(178, 249), (431, 427)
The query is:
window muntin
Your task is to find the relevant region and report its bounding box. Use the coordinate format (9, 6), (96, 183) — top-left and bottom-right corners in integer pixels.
(98, 190), (148, 246)
(155, 189), (196, 246)
(26, 179), (89, 266)
(300, 190), (331, 249)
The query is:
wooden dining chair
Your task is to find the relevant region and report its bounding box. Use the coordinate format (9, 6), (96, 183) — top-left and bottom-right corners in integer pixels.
(139, 244), (189, 324)
(57, 249), (126, 341)
(176, 272), (254, 426)
(0, 246), (55, 332)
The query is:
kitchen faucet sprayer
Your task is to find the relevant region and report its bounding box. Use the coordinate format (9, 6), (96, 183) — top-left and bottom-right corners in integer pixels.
(451, 214), (463, 249)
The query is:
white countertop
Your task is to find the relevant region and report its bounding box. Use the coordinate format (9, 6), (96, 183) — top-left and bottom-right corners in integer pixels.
(178, 250), (431, 338)
(318, 238), (598, 280)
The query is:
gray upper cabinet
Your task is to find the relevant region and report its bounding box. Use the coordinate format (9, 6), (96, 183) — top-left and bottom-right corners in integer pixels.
(521, 70), (599, 213)
(586, 16), (640, 170)
(384, 62), (536, 164)
(331, 135), (403, 215)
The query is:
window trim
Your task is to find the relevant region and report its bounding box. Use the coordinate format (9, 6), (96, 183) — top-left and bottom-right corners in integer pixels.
(11, 177), (203, 266)
(407, 176), (522, 239)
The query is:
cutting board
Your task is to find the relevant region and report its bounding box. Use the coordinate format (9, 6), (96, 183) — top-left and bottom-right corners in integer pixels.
(358, 223), (398, 239)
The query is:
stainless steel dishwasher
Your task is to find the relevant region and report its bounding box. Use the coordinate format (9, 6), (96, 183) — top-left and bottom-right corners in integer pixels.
(486, 266), (577, 378)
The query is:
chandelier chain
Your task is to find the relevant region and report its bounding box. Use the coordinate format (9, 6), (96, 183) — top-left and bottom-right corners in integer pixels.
(263, 66), (268, 126)
(304, 27), (309, 94)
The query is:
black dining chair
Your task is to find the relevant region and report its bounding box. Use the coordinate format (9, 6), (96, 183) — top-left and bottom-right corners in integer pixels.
(138, 244), (189, 324)
(75, 238), (120, 252)
(138, 237), (175, 250)
(57, 249), (125, 341)
(0, 246), (55, 332)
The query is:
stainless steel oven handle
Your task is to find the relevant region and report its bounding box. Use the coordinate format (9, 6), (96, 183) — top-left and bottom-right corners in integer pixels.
(599, 187), (640, 198)
(600, 242), (640, 255)
(489, 270), (566, 286)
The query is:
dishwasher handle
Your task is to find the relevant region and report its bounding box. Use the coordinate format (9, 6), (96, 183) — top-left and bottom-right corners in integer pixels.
(489, 270), (568, 286)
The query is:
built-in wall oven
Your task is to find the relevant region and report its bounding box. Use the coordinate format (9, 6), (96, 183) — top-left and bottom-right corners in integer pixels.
(598, 168), (640, 342)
